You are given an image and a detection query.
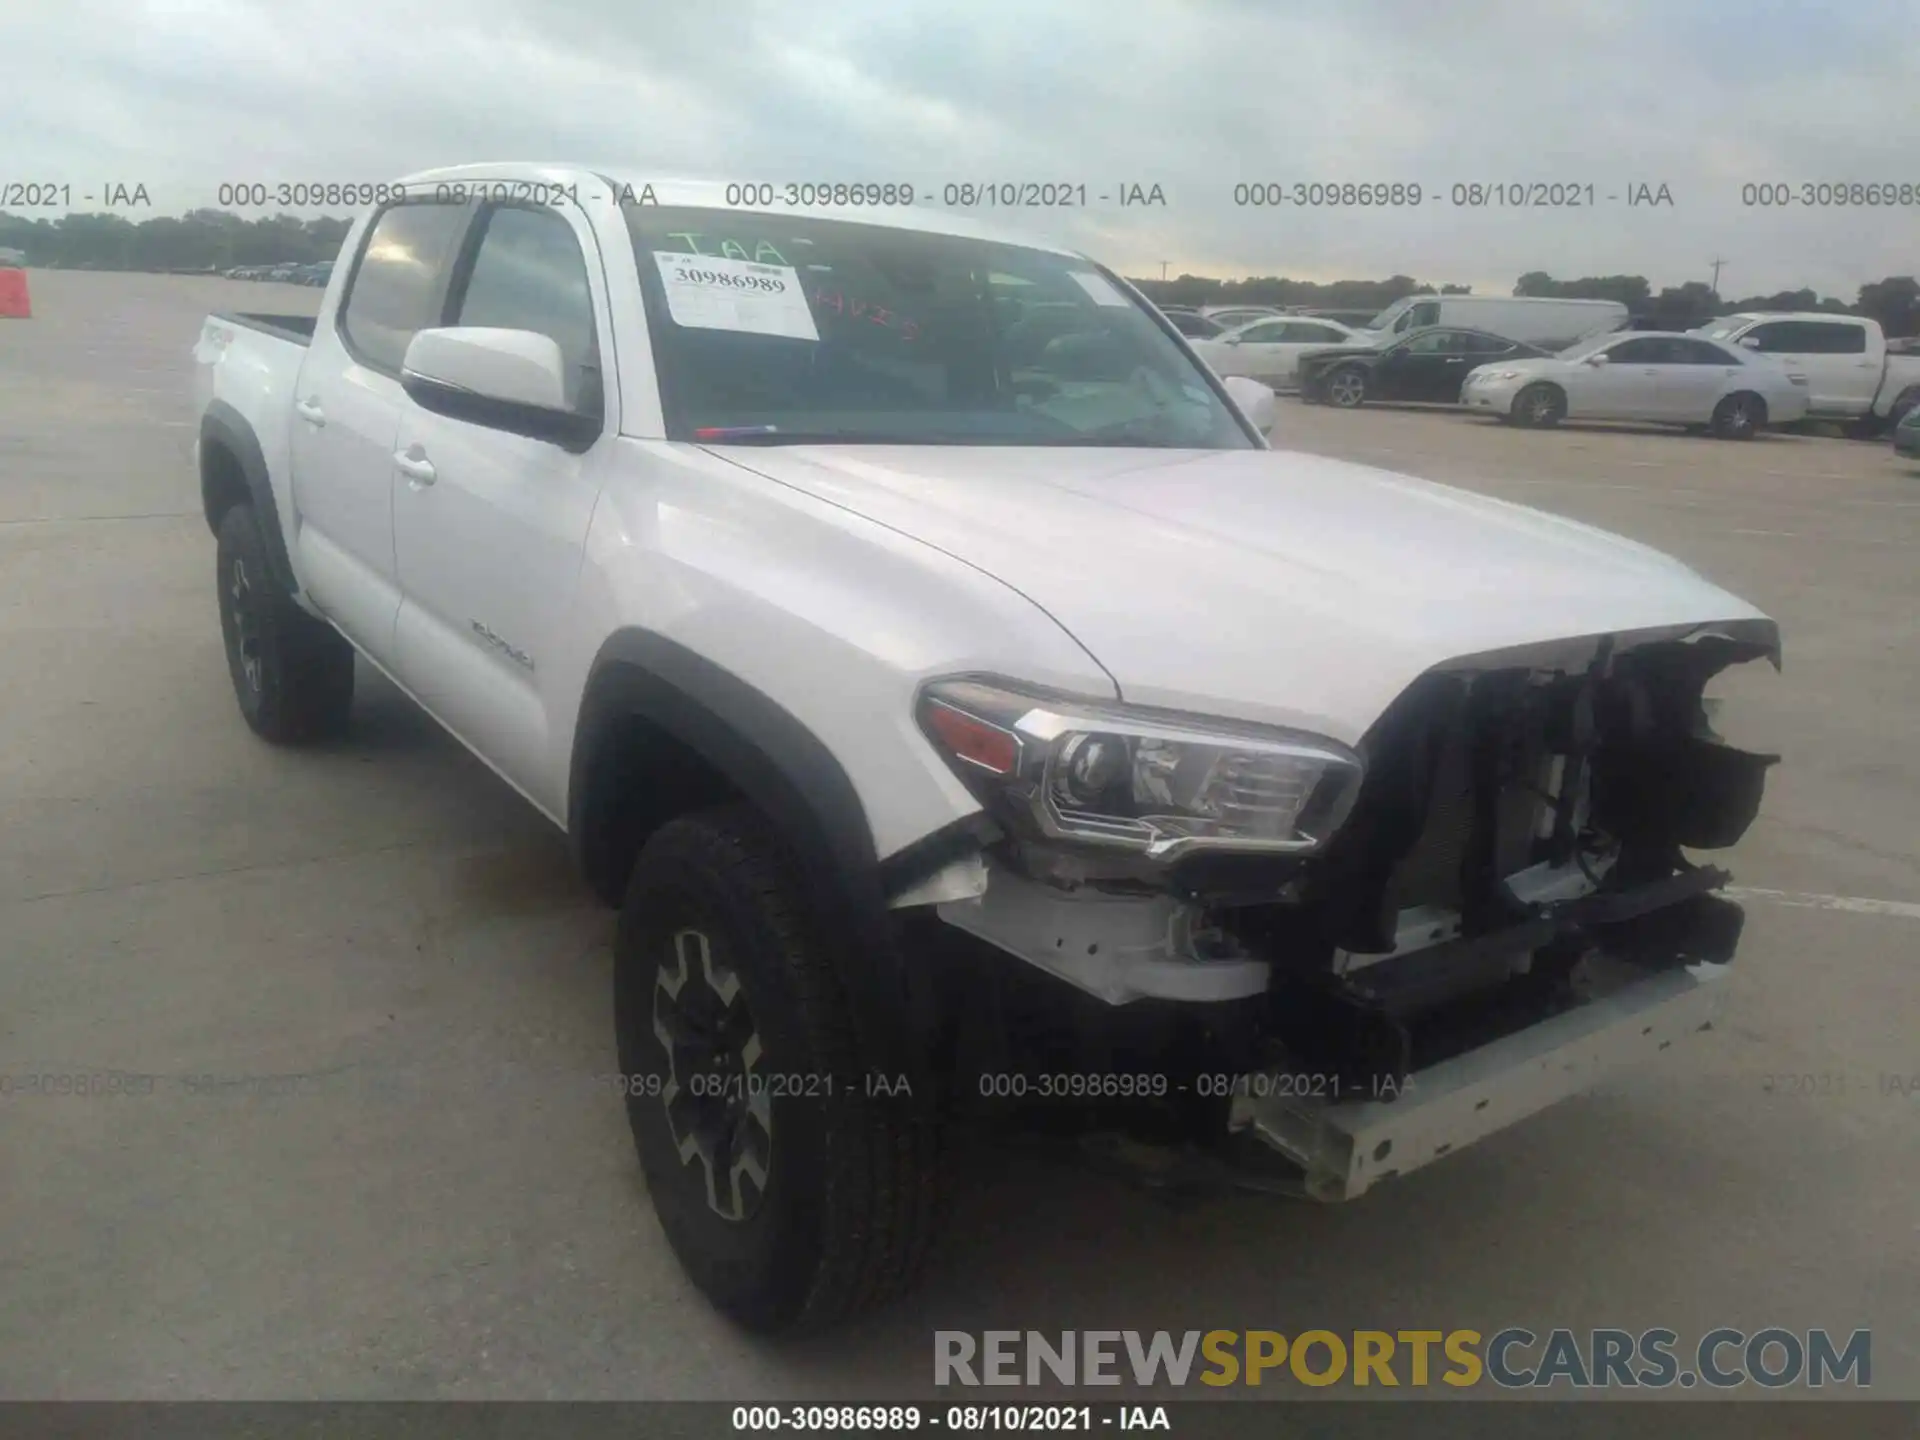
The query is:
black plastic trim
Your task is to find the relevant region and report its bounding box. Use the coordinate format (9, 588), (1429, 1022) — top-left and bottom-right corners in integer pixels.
(199, 399), (299, 595)
(570, 630), (938, 1069)
(877, 812), (1002, 900)
(400, 371), (601, 452)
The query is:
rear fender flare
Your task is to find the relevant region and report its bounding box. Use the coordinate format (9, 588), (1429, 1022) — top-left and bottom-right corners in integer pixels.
(200, 400), (298, 595)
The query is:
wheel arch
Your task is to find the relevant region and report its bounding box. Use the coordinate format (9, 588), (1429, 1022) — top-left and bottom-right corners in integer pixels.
(568, 629), (974, 1066)
(200, 401), (299, 596)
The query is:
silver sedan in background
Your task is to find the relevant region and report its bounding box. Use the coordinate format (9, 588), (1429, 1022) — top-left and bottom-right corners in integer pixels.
(1462, 331), (1810, 438)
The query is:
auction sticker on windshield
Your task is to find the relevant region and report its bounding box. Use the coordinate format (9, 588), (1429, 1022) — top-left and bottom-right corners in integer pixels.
(652, 252), (820, 341)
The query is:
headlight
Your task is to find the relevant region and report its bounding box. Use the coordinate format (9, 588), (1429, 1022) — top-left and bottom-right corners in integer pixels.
(915, 678), (1364, 861)
(1485, 370), (1521, 381)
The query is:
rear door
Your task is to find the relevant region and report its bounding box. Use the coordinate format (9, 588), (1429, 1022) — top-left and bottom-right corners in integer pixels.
(1739, 319), (1870, 414)
(1666, 338), (1746, 421)
(289, 196), (470, 656)
(389, 199), (615, 814)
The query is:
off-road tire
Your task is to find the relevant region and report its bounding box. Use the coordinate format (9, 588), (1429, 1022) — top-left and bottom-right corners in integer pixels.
(615, 802), (945, 1334)
(215, 504), (354, 742)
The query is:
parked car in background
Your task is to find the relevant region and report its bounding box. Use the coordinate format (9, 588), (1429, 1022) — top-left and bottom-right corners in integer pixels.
(1200, 304), (1288, 329)
(1190, 315), (1367, 391)
(1690, 313), (1920, 431)
(1298, 327), (1548, 407)
(1161, 308), (1225, 339)
(1886, 336), (1920, 357)
(1462, 332), (1809, 439)
(1895, 402), (1920, 461)
(1293, 308), (1382, 328)
(1353, 295), (1629, 350)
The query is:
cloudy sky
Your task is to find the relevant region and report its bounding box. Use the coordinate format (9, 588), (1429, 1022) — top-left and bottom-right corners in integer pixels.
(5, 0), (1917, 296)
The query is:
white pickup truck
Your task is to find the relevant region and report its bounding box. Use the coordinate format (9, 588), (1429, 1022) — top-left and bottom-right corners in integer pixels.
(1692, 311), (1920, 430)
(193, 163), (1781, 1336)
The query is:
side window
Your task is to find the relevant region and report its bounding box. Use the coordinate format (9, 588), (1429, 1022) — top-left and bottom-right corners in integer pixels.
(1800, 322), (1867, 354)
(1235, 321), (1290, 343)
(1301, 324), (1351, 344)
(1460, 332), (1509, 353)
(1742, 323), (1794, 352)
(1677, 339), (1739, 365)
(339, 202), (470, 373)
(1408, 300), (1441, 327)
(1402, 330), (1460, 355)
(450, 205), (602, 414)
(1607, 337), (1671, 364)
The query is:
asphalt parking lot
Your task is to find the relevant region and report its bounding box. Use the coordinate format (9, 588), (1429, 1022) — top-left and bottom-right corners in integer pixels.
(2, 271), (1916, 1401)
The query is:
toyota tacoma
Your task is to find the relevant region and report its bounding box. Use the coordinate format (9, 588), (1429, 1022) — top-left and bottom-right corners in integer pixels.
(193, 164), (1781, 1335)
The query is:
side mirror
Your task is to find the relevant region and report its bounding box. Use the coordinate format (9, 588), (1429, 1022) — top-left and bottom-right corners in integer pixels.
(1223, 334), (1243, 346)
(400, 327), (599, 449)
(1222, 374), (1276, 431)
(1584, 352), (1610, 366)
(1738, 336), (1761, 350)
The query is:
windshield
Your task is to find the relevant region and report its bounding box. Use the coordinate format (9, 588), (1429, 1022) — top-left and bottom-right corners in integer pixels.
(625, 207), (1255, 448)
(1362, 299), (1409, 332)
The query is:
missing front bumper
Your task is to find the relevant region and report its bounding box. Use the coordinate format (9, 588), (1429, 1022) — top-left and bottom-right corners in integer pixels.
(1231, 958), (1729, 1201)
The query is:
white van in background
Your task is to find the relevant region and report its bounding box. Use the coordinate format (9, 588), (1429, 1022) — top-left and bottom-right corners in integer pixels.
(1355, 295), (1629, 349)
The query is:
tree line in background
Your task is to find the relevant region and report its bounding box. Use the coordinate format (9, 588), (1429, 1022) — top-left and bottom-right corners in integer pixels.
(3, 207), (1915, 337)
(0, 210), (350, 271)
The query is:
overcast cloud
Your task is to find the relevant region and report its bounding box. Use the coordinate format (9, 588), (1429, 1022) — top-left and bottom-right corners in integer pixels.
(4, 0), (1917, 294)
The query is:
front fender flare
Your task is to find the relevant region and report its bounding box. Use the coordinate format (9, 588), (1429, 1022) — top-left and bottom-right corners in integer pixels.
(570, 629), (989, 1070)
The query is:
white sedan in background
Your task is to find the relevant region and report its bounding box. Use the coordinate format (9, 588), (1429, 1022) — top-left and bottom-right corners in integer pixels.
(1462, 331), (1810, 438)
(1189, 315), (1367, 391)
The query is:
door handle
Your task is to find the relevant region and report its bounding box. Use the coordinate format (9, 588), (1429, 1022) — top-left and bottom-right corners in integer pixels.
(394, 451), (437, 485)
(294, 398), (325, 427)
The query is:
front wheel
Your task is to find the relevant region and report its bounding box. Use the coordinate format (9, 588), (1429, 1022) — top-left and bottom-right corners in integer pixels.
(1510, 383), (1565, 429)
(215, 504), (354, 742)
(615, 803), (945, 1334)
(1711, 391), (1767, 440)
(1325, 365), (1369, 409)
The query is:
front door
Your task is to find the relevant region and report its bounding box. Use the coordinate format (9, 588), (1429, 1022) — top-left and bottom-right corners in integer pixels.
(389, 199), (616, 816)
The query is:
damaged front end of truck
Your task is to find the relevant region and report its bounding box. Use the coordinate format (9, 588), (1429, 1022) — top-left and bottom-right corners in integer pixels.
(910, 618), (1780, 1199)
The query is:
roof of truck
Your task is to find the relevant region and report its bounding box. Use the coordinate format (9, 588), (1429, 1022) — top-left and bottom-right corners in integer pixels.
(393, 162), (1086, 260)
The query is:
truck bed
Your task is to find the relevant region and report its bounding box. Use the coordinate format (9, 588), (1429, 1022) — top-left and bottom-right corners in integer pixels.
(215, 312), (316, 345)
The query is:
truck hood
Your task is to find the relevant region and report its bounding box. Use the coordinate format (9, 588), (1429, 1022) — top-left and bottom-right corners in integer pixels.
(713, 444), (1773, 744)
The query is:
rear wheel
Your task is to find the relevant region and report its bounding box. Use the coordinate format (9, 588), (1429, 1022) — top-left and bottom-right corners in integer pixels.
(1711, 391), (1766, 440)
(1325, 365), (1369, 409)
(1511, 383), (1565, 429)
(215, 504), (354, 742)
(615, 803), (945, 1334)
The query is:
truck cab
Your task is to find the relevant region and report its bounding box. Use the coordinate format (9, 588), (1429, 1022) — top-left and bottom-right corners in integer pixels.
(1694, 312), (1920, 425)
